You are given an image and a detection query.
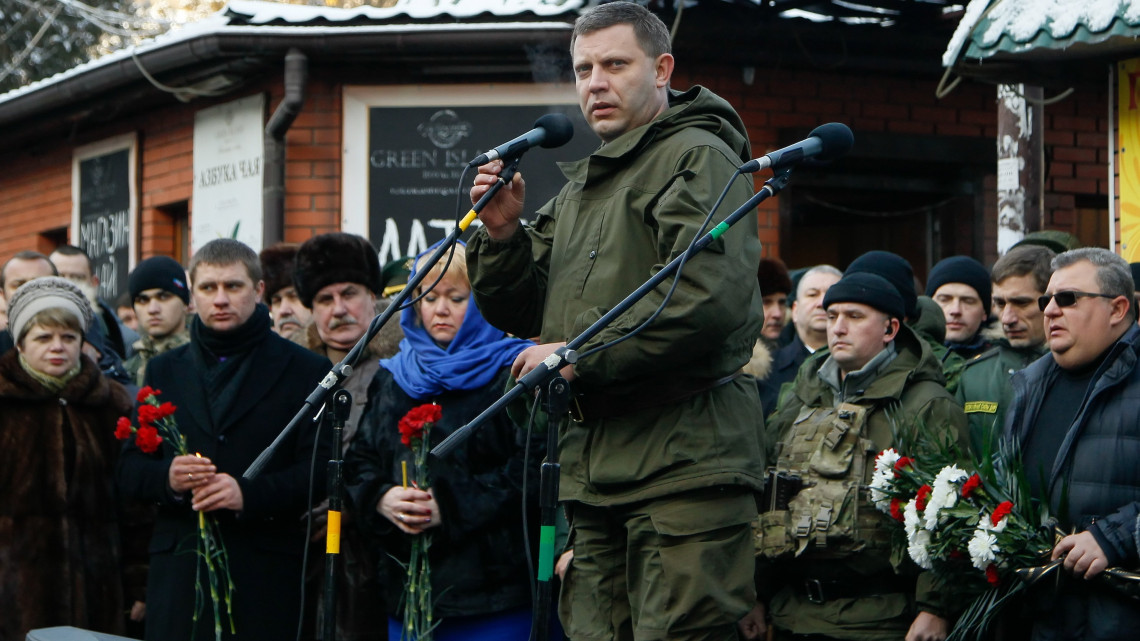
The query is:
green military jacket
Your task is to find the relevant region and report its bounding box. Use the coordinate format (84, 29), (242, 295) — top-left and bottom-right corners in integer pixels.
(955, 338), (1048, 458)
(468, 85), (766, 506)
(911, 295), (966, 395)
(760, 324), (968, 639)
(124, 330), (189, 387)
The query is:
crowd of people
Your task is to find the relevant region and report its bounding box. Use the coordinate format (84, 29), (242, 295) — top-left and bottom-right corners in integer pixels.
(1, 3), (1138, 641)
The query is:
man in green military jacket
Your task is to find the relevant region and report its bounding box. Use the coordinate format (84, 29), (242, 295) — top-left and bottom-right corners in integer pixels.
(467, 3), (765, 640)
(744, 272), (967, 641)
(955, 245), (1053, 456)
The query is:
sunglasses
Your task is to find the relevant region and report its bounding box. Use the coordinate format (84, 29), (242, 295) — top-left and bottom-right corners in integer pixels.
(1037, 290), (1117, 312)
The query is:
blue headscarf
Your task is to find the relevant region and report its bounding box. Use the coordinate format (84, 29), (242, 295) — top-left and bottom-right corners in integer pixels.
(380, 241), (534, 399)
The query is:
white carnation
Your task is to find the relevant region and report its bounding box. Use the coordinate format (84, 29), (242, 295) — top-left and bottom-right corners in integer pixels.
(874, 449), (900, 476)
(923, 465), (968, 530)
(968, 526), (999, 571)
(904, 498), (921, 539)
(908, 529), (934, 569)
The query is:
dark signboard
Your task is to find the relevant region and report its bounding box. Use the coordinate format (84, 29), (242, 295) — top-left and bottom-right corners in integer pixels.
(367, 104), (597, 264)
(77, 147), (132, 301)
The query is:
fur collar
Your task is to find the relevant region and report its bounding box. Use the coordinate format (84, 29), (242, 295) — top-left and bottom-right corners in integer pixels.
(0, 349), (116, 407)
(292, 298), (404, 362)
(743, 338), (775, 381)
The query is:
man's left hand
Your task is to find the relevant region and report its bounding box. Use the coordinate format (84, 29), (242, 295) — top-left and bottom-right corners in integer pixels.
(1053, 531), (1109, 579)
(512, 342), (575, 381)
(191, 473), (244, 513)
(906, 611), (948, 641)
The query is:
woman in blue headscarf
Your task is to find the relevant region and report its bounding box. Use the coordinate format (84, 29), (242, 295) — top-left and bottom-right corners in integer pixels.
(345, 241), (540, 641)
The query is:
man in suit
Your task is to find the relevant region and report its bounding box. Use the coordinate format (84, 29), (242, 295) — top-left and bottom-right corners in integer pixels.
(117, 239), (331, 641)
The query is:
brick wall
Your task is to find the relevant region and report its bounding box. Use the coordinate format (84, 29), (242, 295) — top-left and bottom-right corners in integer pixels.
(672, 64), (1109, 264)
(0, 62), (1111, 274)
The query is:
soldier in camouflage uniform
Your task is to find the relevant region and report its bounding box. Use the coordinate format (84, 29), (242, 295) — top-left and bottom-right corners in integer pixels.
(123, 256), (190, 386)
(844, 250), (967, 395)
(955, 245), (1053, 456)
(743, 272), (968, 641)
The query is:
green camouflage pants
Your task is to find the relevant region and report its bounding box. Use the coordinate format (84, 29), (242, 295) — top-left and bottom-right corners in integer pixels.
(559, 486), (757, 641)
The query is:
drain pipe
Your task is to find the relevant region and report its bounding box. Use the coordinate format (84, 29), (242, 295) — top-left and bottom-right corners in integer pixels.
(263, 47), (307, 246)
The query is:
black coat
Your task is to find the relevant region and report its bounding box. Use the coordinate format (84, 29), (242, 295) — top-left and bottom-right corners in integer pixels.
(344, 367), (541, 620)
(1006, 323), (1140, 640)
(117, 330), (331, 641)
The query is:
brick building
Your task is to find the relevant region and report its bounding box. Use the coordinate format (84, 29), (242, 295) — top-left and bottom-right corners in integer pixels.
(0, 0), (1110, 301)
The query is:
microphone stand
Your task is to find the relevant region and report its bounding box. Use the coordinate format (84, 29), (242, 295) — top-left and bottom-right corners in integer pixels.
(430, 167), (794, 639)
(323, 389), (351, 641)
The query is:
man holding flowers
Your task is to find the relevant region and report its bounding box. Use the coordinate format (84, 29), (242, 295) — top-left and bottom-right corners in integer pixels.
(1005, 247), (1140, 640)
(745, 272), (967, 641)
(117, 239), (331, 641)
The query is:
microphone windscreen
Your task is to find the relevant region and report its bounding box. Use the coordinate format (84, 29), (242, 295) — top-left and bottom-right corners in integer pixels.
(809, 122), (854, 163)
(535, 113), (575, 149)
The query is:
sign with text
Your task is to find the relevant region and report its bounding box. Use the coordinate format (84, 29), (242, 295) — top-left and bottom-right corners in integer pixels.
(366, 104), (596, 265)
(73, 136), (137, 301)
(192, 93), (265, 251)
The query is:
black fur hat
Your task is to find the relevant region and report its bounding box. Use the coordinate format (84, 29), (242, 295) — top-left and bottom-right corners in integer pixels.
(293, 233), (382, 309)
(258, 243), (299, 304)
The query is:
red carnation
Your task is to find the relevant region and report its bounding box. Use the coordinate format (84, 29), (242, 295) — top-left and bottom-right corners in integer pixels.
(398, 404), (442, 448)
(949, 549), (966, 561)
(156, 402), (177, 419)
(985, 563), (1001, 586)
(916, 484), (933, 512)
(893, 456), (914, 476)
(115, 416), (134, 441)
(991, 501), (1014, 526)
(138, 404), (162, 427)
(135, 425), (164, 454)
(961, 474), (982, 499)
(889, 497), (905, 522)
(136, 386), (160, 404)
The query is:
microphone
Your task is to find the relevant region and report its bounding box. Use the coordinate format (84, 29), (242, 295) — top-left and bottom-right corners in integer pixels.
(740, 122), (853, 173)
(467, 113), (575, 167)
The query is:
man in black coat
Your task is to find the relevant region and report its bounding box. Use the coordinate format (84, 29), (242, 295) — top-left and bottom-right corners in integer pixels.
(117, 239), (332, 641)
(1006, 247), (1140, 640)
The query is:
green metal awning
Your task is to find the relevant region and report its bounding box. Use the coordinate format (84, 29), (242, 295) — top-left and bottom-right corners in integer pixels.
(944, 0), (1140, 82)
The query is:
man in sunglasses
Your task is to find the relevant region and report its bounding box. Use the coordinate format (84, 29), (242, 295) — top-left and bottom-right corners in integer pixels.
(955, 245), (1054, 456)
(1005, 247), (1140, 640)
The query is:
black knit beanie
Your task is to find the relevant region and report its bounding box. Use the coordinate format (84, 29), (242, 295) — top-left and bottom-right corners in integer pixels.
(846, 250), (918, 320)
(925, 256), (992, 311)
(129, 256), (190, 304)
(823, 272), (905, 320)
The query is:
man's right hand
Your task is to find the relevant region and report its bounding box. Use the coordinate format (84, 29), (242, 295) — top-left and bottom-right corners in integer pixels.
(168, 454), (216, 493)
(470, 159), (526, 240)
(737, 601), (767, 640)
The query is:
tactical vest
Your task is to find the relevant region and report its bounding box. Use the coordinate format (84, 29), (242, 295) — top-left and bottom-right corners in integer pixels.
(756, 402), (893, 559)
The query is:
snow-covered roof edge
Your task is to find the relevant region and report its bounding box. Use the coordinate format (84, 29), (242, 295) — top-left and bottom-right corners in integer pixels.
(0, 0), (581, 107)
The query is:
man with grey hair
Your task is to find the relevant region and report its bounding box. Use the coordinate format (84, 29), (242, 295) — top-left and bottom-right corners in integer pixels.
(1005, 247), (1140, 640)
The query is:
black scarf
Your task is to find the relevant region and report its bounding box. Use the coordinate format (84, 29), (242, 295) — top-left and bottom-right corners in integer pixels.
(190, 304), (272, 429)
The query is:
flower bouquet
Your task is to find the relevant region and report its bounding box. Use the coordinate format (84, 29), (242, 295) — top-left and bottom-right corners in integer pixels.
(116, 386), (235, 641)
(868, 444), (1054, 640)
(396, 403), (442, 641)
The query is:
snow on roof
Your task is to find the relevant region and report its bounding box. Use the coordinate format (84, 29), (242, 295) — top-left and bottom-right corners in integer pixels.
(943, 0), (1140, 65)
(225, 0), (583, 23)
(0, 0), (582, 106)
